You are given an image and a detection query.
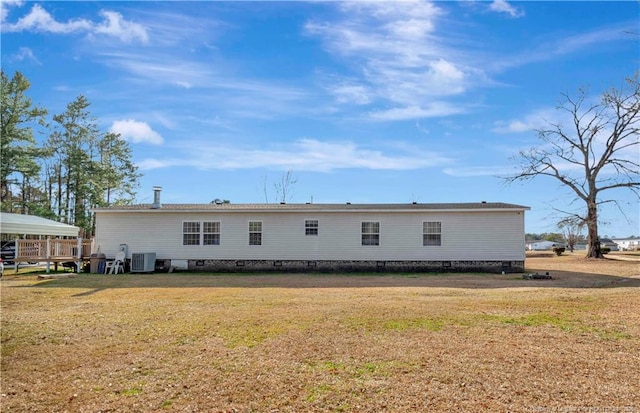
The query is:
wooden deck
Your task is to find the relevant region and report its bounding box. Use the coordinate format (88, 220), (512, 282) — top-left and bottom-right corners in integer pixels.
(14, 239), (93, 271)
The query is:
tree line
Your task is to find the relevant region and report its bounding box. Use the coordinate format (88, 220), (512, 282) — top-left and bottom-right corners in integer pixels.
(1, 70), (140, 237)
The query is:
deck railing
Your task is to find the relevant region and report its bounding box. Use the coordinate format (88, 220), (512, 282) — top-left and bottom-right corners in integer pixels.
(15, 239), (93, 262)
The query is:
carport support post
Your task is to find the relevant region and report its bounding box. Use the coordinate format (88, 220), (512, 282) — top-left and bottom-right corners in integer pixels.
(46, 238), (51, 274)
(14, 237), (19, 274)
(76, 238), (82, 274)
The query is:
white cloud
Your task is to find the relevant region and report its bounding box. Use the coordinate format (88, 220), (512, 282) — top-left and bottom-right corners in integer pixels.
(306, 1), (483, 121)
(10, 46), (40, 64)
(443, 165), (513, 177)
(98, 52), (310, 118)
(98, 51), (212, 88)
(136, 158), (168, 170)
(329, 83), (372, 105)
(384, 18), (435, 39)
(1, 4), (148, 43)
(130, 9), (223, 48)
(52, 85), (71, 92)
(492, 108), (561, 134)
(430, 59), (464, 81)
(493, 24), (636, 72)
(2, 4), (92, 33)
(338, 1), (442, 21)
(489, 0), (524, 18)
(152, 112), (177, 130)
(93, 10), (148, 43)
(110, 119), (163, 145)
(550, 26), (630, 56)
(138, 138), (452, 172)
(492, 119), (535, 134)
(175, 81), (192, 89)
(0, 0), (25, 23)
(369, 102), (465, 121)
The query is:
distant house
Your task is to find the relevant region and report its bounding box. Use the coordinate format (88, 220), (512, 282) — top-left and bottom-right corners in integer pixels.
(92, 189), (530, 273)
(612, 238), (640, 251)
(599, 238), (619, 251)
(526, 240), (565, 251)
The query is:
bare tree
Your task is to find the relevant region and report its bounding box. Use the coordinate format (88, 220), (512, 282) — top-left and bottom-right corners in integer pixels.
(507, 73), (640, 258)
(557, 216), (585, 253)
(262, 170), (298, 203)
(274, 170), (297, 203)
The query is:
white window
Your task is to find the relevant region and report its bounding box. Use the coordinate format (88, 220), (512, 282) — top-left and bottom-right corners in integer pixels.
(183, 221), (200, 245)
(249, 221), (262, 246)
(423, 221), (442, 246)
(203, 221), (221, 245)
(305, 220), (318, 236)
(183, 221), (220, 246)
(362, 222), (380, 246)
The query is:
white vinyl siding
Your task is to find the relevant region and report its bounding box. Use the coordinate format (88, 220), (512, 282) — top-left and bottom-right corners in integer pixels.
(95, 209), (526, 261)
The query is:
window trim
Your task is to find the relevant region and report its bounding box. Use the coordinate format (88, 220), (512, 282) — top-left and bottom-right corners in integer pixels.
(361, 221), (380, 246)
(203, 221), (221, 246)
(423, 221), (442, 246)
(182, 221), (221, 246)
(249, 221), (262, 246)
(182, 221), (201, 246)
(305, 219), (319, 236)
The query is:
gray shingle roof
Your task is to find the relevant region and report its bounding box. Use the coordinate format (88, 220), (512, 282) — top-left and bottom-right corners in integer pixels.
(93, 202), (530, 213)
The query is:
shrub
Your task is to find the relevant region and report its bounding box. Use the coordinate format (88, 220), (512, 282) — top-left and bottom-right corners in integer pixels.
(601, 247), (610, 255)
(553, 247), (565, 256)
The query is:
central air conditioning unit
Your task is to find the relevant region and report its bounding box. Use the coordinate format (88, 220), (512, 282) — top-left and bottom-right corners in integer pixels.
(131, 252), (156, 273)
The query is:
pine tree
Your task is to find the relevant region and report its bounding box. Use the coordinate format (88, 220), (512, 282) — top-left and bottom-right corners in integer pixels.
(45, 95), (140, 235)
(1, 70), (47, 212)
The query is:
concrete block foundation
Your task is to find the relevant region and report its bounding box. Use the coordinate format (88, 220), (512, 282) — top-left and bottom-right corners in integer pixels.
(154, 259), (524, 274)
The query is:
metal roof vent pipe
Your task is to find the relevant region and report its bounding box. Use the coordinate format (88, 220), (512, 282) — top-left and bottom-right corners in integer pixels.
(151, 186), (162, 209)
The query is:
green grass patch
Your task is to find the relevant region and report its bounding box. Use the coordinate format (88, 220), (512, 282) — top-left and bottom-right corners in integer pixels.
(305, 384), (334, 402)
(119, 387), (143, 396)
(579, 326), (634, 340)
(483, 312), (573, 329)
(358, 362), (377, 374)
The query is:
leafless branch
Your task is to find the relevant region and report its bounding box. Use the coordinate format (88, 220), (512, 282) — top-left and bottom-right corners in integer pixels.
(505, 72), (640, 257)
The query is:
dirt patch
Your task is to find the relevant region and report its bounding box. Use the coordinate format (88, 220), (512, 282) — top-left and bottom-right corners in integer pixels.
(1, 255), (639, 412)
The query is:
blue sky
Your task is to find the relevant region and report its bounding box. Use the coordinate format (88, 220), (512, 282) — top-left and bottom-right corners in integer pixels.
(1, 1), (639, 237)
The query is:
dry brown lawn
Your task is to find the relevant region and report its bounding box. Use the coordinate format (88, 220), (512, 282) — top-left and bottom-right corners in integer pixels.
(1, 253), (639, 412)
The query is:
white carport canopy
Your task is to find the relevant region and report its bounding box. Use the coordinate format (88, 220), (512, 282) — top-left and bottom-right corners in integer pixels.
(0, 212), (80, 237)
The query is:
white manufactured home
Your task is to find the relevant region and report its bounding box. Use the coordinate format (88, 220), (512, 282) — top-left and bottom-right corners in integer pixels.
(612, 238), (640, 251)
(93, 192), (529, 273)
(526, 240), (566, 251)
